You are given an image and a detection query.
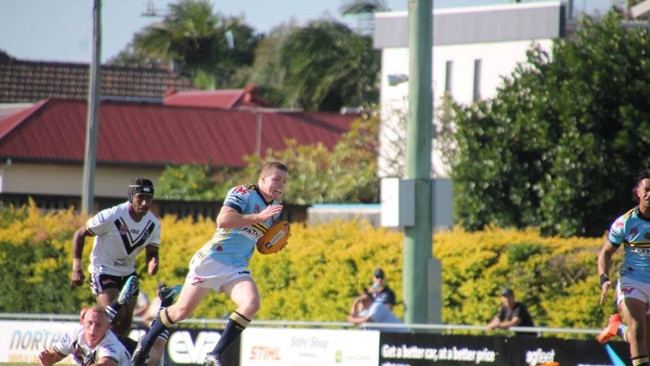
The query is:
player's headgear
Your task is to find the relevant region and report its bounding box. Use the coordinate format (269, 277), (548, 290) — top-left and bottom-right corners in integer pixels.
(128, 177), (155, 203)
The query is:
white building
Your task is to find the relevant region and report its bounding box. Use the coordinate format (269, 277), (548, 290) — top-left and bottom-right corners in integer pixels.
(373, 1), (568, 178)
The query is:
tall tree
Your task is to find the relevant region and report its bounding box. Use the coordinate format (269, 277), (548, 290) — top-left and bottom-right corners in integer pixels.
(247, 22), (299, 107)
(130, 0), (260, 87)
(277, 19), (380, 111)
(106, 43), (169, 69)
(450, 10), (650, 237)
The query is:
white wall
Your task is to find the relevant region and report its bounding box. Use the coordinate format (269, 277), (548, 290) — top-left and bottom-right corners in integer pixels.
(0, 162), (161, 197)
(378, 39), (554, 178)
(381, 39), (554, 107)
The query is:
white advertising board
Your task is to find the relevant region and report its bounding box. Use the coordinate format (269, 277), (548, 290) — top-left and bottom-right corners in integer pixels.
(0, 320), (79, 363)
(240, 328), (379, 366)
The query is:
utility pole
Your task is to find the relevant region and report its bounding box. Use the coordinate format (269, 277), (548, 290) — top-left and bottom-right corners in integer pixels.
(403, 0), (435, 324)
(81, 0), (102, 214)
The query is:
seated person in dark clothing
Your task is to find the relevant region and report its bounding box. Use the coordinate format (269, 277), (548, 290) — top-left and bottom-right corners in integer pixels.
(371, 268), (396, 310)
(487, 287), (535, 336)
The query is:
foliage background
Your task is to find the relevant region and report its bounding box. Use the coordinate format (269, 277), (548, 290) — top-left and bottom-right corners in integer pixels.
(450, 11), (650, 238)
(0, 201), (618, 338)
(156, 115), (380, 205)
(112, 0), (380, 111)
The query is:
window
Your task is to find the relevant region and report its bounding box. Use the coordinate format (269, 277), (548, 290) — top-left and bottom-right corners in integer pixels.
(444, 61), (453, 94)
(473, 59), (482, 101)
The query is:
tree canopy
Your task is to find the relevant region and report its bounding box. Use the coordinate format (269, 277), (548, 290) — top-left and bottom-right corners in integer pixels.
(248, 19), (380, 111)
(278, 19), (379, 111)
(156, 114), (379, 204)
(451, 10), (650, 237)
(121, 0), (261, 88)
(111, 1), (380, 111)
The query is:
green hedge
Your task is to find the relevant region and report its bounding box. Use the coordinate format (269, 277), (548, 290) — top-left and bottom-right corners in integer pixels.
(0, 201), (616, 337)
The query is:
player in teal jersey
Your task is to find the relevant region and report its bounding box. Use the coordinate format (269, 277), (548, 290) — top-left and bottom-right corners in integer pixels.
(598, 169), (650, 366)
(132, 161), (288, 366)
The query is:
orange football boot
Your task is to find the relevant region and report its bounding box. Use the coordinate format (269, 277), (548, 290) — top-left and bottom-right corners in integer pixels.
(597, 313), (622, 344)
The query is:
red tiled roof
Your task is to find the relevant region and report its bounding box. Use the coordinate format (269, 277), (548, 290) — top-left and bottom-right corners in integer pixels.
(0, 99), (358, 168)
(0, 58), (195, 103)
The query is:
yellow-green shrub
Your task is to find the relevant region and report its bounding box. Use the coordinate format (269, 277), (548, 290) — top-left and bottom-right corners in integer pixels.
(433, 226), (613, 332)
(0, 199), (88, 312)
(0, 203), (617, 336)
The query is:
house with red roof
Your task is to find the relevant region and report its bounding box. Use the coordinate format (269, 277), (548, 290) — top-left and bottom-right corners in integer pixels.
(0, 53), (359, 214)
(0, 98), (357, 212)
(0, 51), (195, 104)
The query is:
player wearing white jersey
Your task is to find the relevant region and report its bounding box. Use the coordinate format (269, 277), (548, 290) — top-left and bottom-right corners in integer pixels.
(132, 161), (289, 366)
(598, 169), (650, 366)
(71, 177), (161, 337)
(38, 306), (131, 366)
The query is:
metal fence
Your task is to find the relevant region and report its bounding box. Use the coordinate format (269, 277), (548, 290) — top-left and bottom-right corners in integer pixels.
(0, 312), (600, 338)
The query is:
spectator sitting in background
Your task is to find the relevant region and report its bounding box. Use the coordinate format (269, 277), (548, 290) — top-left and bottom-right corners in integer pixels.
(371, 268), (396, 310)
(487, 287), (535, 336)
(348, 290), (407, 333)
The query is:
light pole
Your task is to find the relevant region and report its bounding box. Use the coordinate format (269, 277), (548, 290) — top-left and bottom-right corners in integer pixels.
(81, 0), (102, 214)
(403, 0), (435, 325)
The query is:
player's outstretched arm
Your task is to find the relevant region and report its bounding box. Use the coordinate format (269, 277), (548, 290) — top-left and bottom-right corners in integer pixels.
(71, 226), (90, 287)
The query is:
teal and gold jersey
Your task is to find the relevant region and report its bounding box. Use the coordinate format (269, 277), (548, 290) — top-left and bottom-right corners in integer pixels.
(609, 206), (650, 282)
(199, 184), (280, 267)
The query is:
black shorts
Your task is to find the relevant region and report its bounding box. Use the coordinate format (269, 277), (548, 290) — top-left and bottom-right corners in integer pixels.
(90, 272), (138, 297)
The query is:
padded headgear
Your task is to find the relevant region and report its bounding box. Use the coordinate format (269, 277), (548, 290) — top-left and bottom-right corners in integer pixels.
(128, 177), (154, 203)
